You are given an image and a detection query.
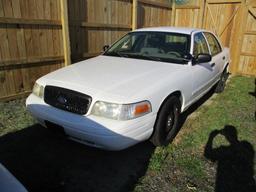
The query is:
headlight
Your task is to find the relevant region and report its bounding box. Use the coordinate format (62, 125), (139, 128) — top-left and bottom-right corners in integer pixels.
(32, 82), (44, 98)
(91, 101), (151, 120)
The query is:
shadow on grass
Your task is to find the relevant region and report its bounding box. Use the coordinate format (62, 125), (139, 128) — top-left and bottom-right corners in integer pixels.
(248, 86), (256, 120)
(0, 125), (155, 192)
(249, 91), (256, 97)
(204, 125), (256, 192)
(0, 88), (216, 192)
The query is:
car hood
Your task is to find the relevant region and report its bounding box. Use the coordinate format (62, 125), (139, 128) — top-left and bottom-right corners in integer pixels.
(40, 56), (186, 102)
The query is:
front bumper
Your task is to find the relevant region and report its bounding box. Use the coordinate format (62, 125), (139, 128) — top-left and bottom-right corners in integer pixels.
(26, 94), (156, 150)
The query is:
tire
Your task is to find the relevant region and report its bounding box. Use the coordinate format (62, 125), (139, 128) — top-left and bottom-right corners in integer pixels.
(215, 67), (228, 93)
(150, 96), (181, 146)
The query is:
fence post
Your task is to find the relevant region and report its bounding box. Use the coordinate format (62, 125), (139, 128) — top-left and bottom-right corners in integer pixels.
(171, 0), (176, 26)
(199, 0), (206, 28)
(132, 0), (138, 30)
(60, 0), (71, 66)
(230, 0), (247, 74)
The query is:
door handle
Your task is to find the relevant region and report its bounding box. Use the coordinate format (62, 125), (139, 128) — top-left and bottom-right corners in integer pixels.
(222, 56), (225, 60)
(211, 63), (215, 67)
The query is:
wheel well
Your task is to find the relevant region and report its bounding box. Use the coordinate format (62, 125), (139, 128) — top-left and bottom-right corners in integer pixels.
(150, 91), (183, 140)
(171, 91), (182, 105)
(224, 63), (229, 73)
(159, 91), (183, 112)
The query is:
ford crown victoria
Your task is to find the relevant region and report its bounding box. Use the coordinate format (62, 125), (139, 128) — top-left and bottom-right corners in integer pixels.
(26, 27), (230, 150)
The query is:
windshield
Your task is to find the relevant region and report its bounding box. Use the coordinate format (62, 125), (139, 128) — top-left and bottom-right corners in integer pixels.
(104, 32), (191, 64)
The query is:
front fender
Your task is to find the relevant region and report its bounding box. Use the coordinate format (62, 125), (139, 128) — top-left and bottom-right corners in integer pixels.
(144, 70), (193, 114)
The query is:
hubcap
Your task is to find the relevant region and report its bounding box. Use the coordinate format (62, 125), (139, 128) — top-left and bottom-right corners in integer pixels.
(165, 107), (176, 133)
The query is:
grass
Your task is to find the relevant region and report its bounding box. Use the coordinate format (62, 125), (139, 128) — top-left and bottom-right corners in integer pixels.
(134, 75), (255, 192)
(0, 75), (255, 192)
(0, 99), (35, 136)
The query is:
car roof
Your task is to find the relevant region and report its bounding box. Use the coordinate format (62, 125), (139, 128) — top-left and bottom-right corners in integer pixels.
(133, 26), (203, 35)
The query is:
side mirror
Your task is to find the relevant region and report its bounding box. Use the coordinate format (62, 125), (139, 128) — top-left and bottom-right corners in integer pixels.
(103, 45), (110, 52)
(193, 53), (212, 65)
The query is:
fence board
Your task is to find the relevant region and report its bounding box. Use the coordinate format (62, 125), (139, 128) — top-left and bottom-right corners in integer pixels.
(137, 0), (172, 28)
(68, 0), (132, 63)
(237, 3), (256, 76)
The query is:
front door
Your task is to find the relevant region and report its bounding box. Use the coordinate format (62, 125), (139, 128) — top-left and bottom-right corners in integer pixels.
(191, 32), (216, 100)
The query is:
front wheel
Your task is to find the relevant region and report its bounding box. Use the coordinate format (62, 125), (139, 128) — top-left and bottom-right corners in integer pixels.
(150, 96), (181, 146)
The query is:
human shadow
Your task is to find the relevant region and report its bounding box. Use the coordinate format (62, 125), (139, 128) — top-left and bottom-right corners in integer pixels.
(249, 91), (256, 97)
(204, 125), (256, 192)
(0, 124), (155, 192)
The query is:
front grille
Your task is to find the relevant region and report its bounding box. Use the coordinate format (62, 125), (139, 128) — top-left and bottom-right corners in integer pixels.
(44, 86), (92, 115)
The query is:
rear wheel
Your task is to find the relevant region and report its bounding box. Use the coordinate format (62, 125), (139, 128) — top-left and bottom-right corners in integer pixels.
(151, 96), (181, 146)
(215, 67), (228, 93)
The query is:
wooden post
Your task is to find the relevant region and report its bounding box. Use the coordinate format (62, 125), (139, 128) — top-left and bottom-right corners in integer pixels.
(199, 0), (206, 28)
(60, 0), (71, 66)
(132, 0), (138, 30)
(171, 0), (176, 26)
(230, 0), (248, 74)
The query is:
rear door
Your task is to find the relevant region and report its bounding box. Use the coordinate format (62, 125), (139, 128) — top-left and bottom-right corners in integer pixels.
(191, 32), (216, 100)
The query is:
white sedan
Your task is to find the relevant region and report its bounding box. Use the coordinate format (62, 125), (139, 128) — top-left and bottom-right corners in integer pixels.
(26, 27), (230, 150)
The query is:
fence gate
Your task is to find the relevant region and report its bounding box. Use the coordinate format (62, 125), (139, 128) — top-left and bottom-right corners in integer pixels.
(203, 0), (243, 73)
(236, 0), (256, 76)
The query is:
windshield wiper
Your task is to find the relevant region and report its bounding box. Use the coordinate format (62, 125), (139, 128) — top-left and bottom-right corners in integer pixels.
(116, 51), (130, 58)
(141, 54), (162, 61)
(161, 54), (192, 64)
(182, 54), (193, 62)
(128, 54), (161, 62)
(180, 58), (191, 63)
(104, 51), (129, 58)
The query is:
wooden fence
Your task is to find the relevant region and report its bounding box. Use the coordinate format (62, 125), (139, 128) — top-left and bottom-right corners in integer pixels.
(0, 0), (70, 101)
(202, 0), (256, 76)
(68, 0), (132, 62)
(0, 0), (255, 101)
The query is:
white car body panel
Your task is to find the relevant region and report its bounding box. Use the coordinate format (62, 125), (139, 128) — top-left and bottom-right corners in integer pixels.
(26, 27), (230, 150)
(0, 164), (27, 192)
(36, 55), (192, 112)
(27, 94), (156, 150)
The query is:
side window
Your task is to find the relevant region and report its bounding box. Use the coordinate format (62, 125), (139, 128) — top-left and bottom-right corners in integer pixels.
(193, 33), (209, 57)
(204, 32), (222, 56)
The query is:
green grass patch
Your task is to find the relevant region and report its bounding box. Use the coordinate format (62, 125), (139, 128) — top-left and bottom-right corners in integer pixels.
(175, 155), (205, 179)
(0, 99), (35, 136)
